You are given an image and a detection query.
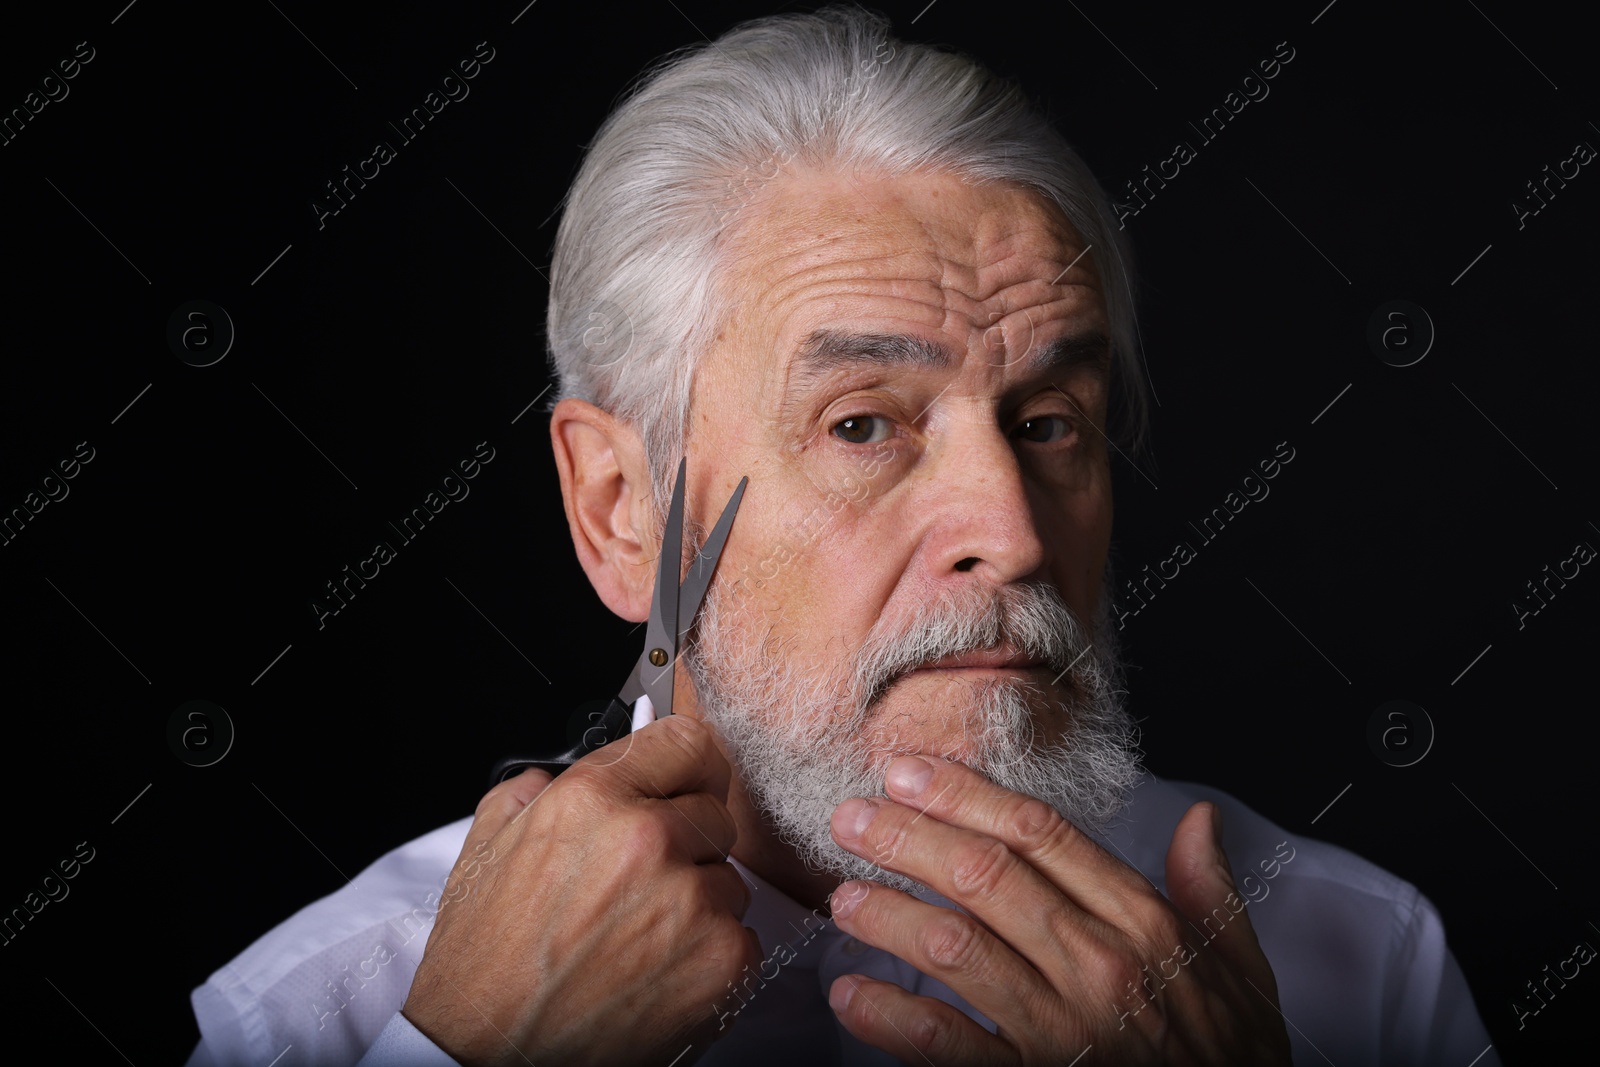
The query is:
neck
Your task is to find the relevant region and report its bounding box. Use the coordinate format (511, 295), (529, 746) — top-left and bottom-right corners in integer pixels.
(724, 770), (843, 910)
(673, 671), (844, 909)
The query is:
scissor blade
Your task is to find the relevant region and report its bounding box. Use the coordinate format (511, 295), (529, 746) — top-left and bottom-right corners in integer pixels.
(616, 662), (649, 707)
(637, 458), (687, 718)
(678, 475), (747, 628)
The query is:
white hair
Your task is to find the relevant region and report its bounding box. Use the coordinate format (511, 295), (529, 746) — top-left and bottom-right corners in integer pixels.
(545, 4), (1149, 519)
(683, 567), (1144, 895)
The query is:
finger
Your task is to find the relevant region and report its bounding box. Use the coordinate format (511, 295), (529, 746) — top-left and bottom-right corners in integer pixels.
(826, 877), (1057, 1032)
(488, 763), (556, 811)
(575, 711), (733, 804)
(649, 788), (740, 864)
(700, 858), (755, 922)
(469, 765), (555, 856)
(827, 974), (1020, 1067)
(832, 795), (1110, 990)
(880, 755), (1157, 926)
(439, 767), (554, 907)
(832, 791), (1073, 925)
(1164, 802), (1277, 992)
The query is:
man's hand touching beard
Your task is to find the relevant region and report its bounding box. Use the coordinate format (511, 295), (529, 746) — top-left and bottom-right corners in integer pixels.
(823, 755), (1293, 1066)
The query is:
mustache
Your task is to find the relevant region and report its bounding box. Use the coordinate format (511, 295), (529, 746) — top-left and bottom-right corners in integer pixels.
(850, 582), (1095, 714)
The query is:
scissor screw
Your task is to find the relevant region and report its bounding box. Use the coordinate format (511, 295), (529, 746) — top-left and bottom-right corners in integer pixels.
(649, 648), (669, 666)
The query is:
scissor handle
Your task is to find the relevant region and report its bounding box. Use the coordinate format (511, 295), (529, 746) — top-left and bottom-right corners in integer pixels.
(487, 697), (634, 788)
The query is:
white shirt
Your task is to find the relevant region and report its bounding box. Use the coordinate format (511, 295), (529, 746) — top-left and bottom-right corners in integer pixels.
(184, 772), (1500, 1066)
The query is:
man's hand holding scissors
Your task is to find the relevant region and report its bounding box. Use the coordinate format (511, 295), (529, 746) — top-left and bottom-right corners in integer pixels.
(403, 717), (756, 1066)
(404, 460), (755, 1066)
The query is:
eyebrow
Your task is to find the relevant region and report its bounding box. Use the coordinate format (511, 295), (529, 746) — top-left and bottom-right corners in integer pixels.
(786, 328), (1113, 393)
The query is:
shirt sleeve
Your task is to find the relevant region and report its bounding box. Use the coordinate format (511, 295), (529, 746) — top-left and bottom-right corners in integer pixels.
(352, 1011), (462, 1067)
(182, 1036), (218, 1067)
(1382, 888), (1501, 1067)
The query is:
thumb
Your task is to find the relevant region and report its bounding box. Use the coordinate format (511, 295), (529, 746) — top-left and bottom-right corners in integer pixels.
(1163, 802), (1277, 993)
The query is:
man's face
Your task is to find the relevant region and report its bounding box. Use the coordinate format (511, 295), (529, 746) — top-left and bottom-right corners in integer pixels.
(675, 166), (1138, 889)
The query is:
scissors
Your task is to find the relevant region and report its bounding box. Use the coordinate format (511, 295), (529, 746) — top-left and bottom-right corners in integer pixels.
(489, 458), (747, 786)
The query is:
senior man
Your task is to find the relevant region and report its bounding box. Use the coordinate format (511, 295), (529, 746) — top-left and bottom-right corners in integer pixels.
(186, 8), (1497, 1066)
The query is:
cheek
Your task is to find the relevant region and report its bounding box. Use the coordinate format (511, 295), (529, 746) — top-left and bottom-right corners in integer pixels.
(1040, 474), (1112, 612)
(1084, 482), (1113, 574)
(753, 492), (864, 593)
(729, 484), (904, 648)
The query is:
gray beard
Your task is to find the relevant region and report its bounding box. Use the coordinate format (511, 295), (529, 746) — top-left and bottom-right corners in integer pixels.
(681, 571), (1144, 897)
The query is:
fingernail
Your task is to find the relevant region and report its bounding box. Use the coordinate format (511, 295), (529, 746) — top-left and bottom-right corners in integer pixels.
(886, 755), (933, 797)
(831, 880), (868, 919)
(1210, 804), (1234, 878)
(829, 977), (857, 1013)
(835, 798), (879, 838)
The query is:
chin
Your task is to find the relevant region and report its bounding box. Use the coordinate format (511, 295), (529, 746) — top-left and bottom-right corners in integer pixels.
(856, 729), (988, 770)
(684, 566), (1143, 899)
(856, 673), (1068, 764)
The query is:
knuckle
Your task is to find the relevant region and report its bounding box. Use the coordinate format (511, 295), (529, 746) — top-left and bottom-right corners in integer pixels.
(1043, 905), (1082, 958)
(545, 771), (616, 832)
(473, 780), (522, 822)
(658, 711), (712, 753)
(673, 861), (709, 908)
(585, 727), (645, 773)
(507, 766), (554, 801)
(949, 837), (1014, 899)
(921, 912), (982, 971)
(712, 918), (750, 966)
(615, 809), (668, 865)
(1130, 902), (1186, 959)
(1156, 907), (1189, 952)
(864, 819), (909, 867)
(1105, 954), (1142, 996)
(1009, 795), (1067, 849)
(908, 1006), (951, 1054)
(554, 764), (609, 808)
(1079, 934), (1134, 989)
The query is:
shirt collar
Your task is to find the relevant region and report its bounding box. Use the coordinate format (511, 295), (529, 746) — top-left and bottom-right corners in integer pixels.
(727, 855), (970, 969)
(728, 855), (844, 969)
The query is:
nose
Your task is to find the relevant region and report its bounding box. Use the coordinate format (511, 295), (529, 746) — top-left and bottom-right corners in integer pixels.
(913, 417), (1048, 588)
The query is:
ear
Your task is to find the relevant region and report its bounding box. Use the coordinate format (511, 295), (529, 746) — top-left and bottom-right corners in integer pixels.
(550, 397), (655, 622)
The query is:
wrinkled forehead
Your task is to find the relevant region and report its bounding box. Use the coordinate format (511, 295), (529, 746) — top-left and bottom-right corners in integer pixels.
(707, 167), (1105, 384)
(723, 167), (1094, 292)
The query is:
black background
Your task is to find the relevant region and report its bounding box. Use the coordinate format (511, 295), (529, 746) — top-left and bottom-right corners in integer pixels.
(1, 1), (1593, 1063)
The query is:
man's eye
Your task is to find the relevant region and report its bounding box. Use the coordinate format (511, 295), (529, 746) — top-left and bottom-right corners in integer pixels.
(1014, 416), (1073, 443)
(832, 416), (891, 444)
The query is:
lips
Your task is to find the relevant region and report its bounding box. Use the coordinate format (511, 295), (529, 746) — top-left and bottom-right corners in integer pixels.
(913, 648), (1048, 671)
